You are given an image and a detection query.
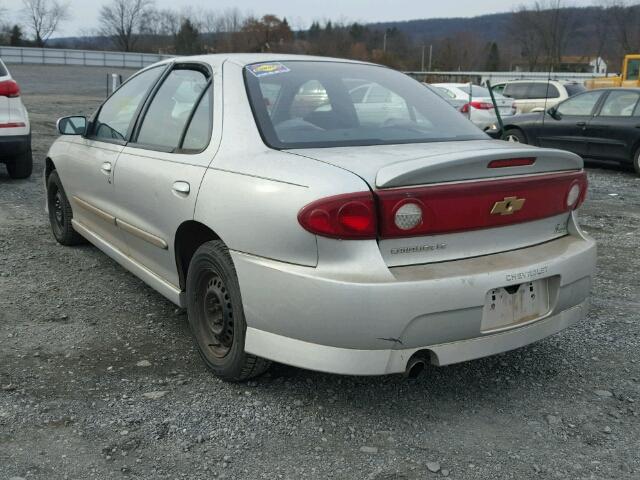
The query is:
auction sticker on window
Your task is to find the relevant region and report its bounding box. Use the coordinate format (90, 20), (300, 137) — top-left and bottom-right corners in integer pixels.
(247, 63), (291, 77)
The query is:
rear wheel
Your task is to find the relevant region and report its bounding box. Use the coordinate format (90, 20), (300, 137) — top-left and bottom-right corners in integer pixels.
(503, 128), (527, 144)
(6, 147), (33, 179)
(186, 240), (270, 381)
(47, 170), (85, 246)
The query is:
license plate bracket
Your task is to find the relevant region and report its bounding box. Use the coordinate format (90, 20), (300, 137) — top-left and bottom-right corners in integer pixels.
(481, 279), (550, 332)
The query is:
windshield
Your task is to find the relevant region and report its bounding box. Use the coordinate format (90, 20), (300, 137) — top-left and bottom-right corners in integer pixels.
(244, 61), (486, 149)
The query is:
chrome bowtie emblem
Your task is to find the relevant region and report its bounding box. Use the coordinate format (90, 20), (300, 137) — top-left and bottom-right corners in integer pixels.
(491, 196), (525, 216)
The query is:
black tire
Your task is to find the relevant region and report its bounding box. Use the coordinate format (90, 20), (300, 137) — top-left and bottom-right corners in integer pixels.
(503, 128), (527, 144)
(633, 146), (640, 176)
(47, 170), (85, 246)
(6, 147), (33, 179)
(186, 240), (270, 381)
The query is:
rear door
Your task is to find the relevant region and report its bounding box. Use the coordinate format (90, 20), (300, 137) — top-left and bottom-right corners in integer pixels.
(62, 65), (165, 255)
(537, 90), (604, 156)
(112, 63), (218, 287)
(585, 90), (640, 162)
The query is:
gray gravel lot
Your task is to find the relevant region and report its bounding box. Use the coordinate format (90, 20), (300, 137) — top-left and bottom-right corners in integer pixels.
(1, 64), (639, 480)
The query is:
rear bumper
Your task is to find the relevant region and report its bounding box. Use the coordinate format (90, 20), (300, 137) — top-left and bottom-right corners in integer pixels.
(0, 133), (31, 159)
(233, 216), (596, 375)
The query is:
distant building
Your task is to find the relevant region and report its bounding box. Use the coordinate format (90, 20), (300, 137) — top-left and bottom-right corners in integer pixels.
(514, 56), (608, 74)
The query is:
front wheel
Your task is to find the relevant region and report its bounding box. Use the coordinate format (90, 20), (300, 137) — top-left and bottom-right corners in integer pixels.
(503, 128), (527, 144)
(186, 240), (270, 381)
(47, 170), (85, 246)
(633, 147), (640, 176)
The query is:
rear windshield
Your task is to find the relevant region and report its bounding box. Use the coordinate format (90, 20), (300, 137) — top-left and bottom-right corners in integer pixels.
(0, 61), (7, 77)
(565, 83), (586, 96)
(244, 61), (485, 149)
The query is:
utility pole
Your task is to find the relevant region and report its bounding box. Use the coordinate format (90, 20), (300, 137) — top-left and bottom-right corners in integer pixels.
(421, 45), (425, 71)
(428, 44), (433, 71)
(383, 31), (387, 52)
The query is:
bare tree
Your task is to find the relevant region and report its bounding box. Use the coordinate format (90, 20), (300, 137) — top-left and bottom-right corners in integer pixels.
(99, 0), (155, 52)
(607, 0), (640, 56)
(21, 0), (70, 47)
(510, 7), (543, 70)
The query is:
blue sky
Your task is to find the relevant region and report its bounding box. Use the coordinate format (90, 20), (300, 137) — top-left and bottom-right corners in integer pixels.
(2, 0), (598, 37)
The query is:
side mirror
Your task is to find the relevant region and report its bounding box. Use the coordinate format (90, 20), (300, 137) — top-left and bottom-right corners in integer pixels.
(547, 106), (560, 119)
(57, 116), (87, 135)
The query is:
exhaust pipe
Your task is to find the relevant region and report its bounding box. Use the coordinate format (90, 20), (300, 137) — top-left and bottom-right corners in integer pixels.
(405, 357), (426, 379)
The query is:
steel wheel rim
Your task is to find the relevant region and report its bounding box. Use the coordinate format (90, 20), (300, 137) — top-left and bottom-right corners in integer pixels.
(54, 190), (64, 225)
(506, 134), (520, 143)
(199, 272), (234, 358)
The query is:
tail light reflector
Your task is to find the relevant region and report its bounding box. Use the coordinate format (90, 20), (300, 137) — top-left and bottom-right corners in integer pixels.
(0, 79), (20, 98)
(298, 192), (377, 239)
(0, 122), (26, 128)
(488, 157), (536, 168)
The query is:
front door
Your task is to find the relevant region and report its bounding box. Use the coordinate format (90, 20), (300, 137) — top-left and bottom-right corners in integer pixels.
(112, 65), (216, 287)
(537, 90), (604, 157)
(62, 65), (166, 254)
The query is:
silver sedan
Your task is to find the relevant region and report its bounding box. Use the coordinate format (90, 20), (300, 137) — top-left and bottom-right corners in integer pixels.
(45, 54), (596, 381)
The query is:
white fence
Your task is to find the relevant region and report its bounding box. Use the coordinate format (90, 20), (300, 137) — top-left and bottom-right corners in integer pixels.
(0, 46), (173, 68)
(406, 70), (612, 85)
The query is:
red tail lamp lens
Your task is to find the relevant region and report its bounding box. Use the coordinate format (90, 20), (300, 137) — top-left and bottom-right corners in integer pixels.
(0, 80), (20, 98)
(298, 192), (377, 239)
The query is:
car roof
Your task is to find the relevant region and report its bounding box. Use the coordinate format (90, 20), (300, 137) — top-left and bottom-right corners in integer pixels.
(155, 53), (375, 69)
(501, 79), (578, 85)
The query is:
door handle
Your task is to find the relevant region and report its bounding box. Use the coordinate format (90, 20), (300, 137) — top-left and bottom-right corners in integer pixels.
(100, 162), (112, 174)
(172, 181), (190, 195)
(576, 122), (587, 128)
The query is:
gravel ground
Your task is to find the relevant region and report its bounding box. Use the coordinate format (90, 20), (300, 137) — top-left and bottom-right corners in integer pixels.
(1, 65), (639, 480)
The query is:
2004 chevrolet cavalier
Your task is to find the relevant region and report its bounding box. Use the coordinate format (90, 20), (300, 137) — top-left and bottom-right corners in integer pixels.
(45, 54), (596, 381)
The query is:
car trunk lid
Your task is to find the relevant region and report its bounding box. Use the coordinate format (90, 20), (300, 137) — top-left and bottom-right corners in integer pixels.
(290, 140), (585, 266)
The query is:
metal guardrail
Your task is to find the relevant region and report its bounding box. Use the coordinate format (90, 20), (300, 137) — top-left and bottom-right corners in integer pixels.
(0, 46), (173, 68)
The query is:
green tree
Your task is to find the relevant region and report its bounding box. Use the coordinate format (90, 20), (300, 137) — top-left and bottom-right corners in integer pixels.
(485, 42), (500, 70)
(10, 25), (24, 45)
(175, 18), (202, 55)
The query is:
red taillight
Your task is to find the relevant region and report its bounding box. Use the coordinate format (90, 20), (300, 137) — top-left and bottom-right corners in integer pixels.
(0, 122), (26, 128)
(299, 171), (587, 240)
(298, 192), (377, 239)
(488, 157), (536, 168)
(0, 80), (20, 98)
(461, 101), (494, 113)
(376, 171), (587, 238)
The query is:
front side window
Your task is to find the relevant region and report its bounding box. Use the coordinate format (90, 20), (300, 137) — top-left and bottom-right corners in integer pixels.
(627, 59), (640, 81)
(136, 68), (209, 150)
(600, 91), (640, 117)
(245, 61), (485, 149)
(92, 66), (164, 141)
(556, 91), (602, 116)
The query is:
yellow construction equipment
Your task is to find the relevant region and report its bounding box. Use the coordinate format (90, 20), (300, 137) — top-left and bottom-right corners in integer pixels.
(586, 54), (640, 89)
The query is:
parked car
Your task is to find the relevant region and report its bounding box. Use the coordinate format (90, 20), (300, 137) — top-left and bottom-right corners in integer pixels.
(500, 88), (640, 175)
(0, 58), (32, 178)
(45, 55), (596, 381)
(492, 79), (586, 114)
(424, 83), (467, 111)
(432, 83), (516, 131)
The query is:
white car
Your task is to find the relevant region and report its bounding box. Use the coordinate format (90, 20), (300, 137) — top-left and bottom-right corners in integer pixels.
(492, 80), (586, 114)
(45, 54), (596, 381)
(432, 83), (516, 131)
(0, 58), (32, 178)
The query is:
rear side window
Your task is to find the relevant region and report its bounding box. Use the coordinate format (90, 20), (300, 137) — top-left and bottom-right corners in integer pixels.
(528, 83), (560, 99)
(564, 83), (586, 97)
(503, 83), (531, 99)
(600, 91), (640, 117)
(0, 61), (7, 77)
(92, 66), (164, 141)
(457, 85), (492, 97)
(181, 89), (212, 151)
(135, 68), (209, 150)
